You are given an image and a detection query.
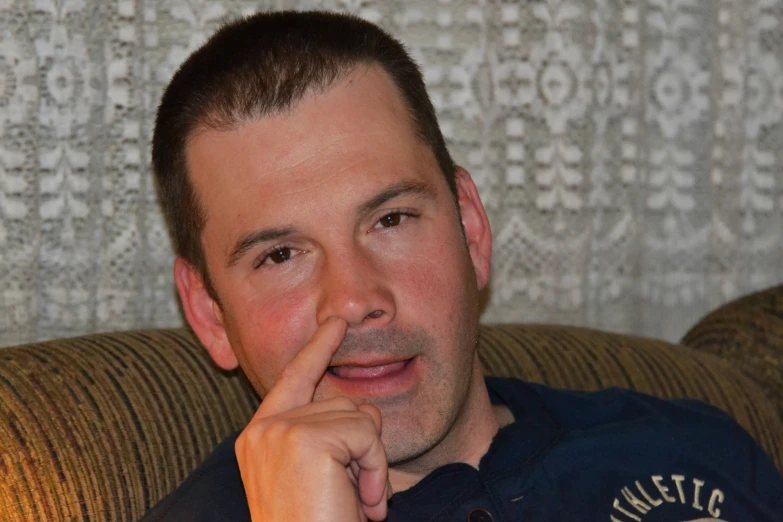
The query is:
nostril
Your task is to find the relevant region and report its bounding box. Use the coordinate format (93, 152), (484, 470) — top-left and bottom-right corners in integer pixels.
(366, 310), (384, 320)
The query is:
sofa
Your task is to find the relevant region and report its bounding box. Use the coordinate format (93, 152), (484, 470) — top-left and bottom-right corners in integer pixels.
(1, 284), (782, 521)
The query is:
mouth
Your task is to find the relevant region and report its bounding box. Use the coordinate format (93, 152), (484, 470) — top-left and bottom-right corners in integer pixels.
(327, 358), (414, 379)
(325, 357), (417, 397)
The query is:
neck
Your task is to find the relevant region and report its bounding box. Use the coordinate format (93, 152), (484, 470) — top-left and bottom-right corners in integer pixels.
(388, 359), (512, 493)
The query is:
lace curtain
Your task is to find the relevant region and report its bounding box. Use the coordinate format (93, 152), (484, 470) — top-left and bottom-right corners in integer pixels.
(1, 0), (782, 348)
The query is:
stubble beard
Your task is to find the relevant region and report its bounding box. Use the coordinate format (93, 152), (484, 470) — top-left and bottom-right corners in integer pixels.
(315, 321), (478, 468)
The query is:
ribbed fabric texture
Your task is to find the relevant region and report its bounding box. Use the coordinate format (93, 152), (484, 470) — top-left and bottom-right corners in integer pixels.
(478, 324), (783, 472)
(683, 284), (783, 423)
(2, 309), (782, 521)
(0, 329), (259, 522)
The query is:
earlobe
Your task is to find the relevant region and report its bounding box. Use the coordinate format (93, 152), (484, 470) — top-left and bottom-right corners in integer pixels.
(454, 167), (492, 291)
(173, 257), (239, 370)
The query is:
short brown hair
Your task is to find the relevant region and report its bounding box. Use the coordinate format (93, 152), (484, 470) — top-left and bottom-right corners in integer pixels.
(152, 10), (455, 298)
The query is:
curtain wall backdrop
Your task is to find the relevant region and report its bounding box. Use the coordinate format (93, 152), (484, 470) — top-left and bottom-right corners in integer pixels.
(1, 0), (782, 347)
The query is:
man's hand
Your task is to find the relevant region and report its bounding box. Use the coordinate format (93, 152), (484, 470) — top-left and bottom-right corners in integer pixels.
(235, 317), (392, 521)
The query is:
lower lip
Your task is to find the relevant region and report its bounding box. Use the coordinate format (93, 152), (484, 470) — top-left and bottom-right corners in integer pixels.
(325, 358), (417, 398)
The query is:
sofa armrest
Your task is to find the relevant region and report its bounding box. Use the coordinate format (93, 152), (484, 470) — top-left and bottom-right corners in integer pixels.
(478, 323), (783, 473)
(0, 329), (258, 522)
(682, 284), (783, 420)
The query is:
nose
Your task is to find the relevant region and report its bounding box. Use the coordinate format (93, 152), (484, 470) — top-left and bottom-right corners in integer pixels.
(315, 246), (395, 328)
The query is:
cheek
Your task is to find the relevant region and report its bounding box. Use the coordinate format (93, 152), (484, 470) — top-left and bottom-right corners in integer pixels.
(386, 228), (475, 329)
(225, 285), (316, 395)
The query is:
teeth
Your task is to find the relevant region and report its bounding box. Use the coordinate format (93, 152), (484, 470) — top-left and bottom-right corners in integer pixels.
(330, 360), (407, 380)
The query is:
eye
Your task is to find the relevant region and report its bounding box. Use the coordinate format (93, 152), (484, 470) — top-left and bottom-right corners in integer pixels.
(256, 246), (297, 268)
(374, 211), (411, 229)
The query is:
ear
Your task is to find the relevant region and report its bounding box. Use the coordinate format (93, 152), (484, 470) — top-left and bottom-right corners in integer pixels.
(454, 167), (492, 291)
(173, 257), (239, 371)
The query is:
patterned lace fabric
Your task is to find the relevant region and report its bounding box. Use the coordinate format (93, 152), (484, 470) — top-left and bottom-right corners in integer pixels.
(1, 0), (782, 347)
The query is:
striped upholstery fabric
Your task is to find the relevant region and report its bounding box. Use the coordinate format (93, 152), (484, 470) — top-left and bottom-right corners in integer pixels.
(478, 325), (783, 471)
(682, 284), (783, 421)
(0, 330), (258, 522)
(2, 316), (782, 520)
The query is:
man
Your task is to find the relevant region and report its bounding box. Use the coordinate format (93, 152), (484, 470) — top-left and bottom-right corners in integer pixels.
(144, 10), (783, 522)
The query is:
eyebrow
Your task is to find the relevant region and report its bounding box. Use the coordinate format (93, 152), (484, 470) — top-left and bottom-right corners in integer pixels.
(226, 179), (438, 269)
(356, 179), (438, 217)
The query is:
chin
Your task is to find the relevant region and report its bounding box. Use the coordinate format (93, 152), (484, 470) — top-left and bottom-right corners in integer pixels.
(379, 387), (468, 467)
(382, 425), (440, 466)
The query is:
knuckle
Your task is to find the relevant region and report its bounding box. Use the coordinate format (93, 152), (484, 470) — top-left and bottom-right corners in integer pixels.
(359, 412), (378, 431)
(273, 421), (313, 448)
(263, 418), (294, 442)
(357, 407), (381, 428)
(234, 429), (258, 464)
(234, 434), (245, 454)
(236, 418), (272, 452)
(329, 396), (357, 411)
(245, 417), (271, 438)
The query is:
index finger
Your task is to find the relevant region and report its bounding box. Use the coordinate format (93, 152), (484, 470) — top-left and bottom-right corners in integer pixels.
(258, 316), (348, 416)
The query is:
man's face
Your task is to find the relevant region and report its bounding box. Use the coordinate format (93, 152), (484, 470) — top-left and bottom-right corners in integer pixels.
(180, 66), (491, 465)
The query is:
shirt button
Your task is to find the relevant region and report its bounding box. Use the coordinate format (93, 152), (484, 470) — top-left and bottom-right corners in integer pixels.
(467, 509), (495, 522)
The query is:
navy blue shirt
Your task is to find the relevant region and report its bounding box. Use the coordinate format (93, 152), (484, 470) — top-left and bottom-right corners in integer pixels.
(142, 378), (783, 521)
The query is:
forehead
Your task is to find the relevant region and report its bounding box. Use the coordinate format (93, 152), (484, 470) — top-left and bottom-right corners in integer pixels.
(185, 65), (443, 252)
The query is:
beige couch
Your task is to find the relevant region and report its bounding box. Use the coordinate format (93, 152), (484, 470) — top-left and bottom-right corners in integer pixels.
(1, 285), (782, 521)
